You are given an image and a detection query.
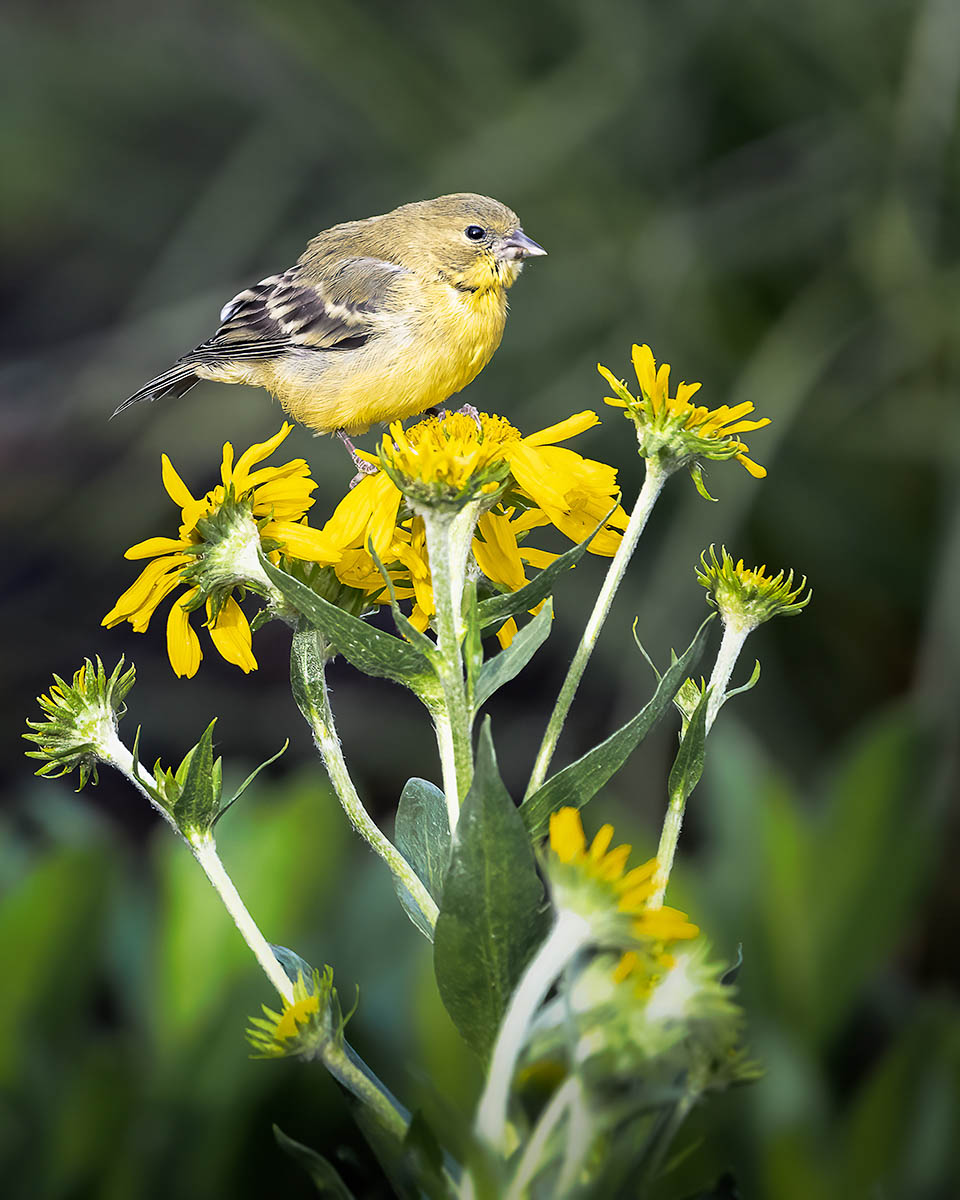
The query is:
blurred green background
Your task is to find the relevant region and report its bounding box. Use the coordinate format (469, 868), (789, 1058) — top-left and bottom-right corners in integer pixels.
(3, 0), (959, 1195)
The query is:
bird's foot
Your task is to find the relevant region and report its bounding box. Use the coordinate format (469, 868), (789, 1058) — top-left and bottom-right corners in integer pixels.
(336, 429), (378, 489)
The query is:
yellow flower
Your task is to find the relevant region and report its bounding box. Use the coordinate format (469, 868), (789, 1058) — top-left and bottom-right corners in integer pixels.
(548, 807), (699, 945)
(103, 424), (340, 678)
(599, 343), (770, 481)
(246, 968), (342, 1060)
(697, 544), (811, 630)
(321, 411), (628, 645)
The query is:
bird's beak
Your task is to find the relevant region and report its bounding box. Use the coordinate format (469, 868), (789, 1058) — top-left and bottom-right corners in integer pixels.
(497, 229), (548, 261)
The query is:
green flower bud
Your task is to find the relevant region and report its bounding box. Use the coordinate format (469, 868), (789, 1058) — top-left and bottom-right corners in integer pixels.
(24, 658), (135, 789)
(697, 544), (811, 631)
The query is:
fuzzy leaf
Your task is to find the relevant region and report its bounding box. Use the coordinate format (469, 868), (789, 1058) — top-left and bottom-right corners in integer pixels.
(402, 1113), (454, 1200)
(213, 739), (288, 828)
(273, 1125), (356, 1198)
(474, 599), (553, 712)
(433, 720), (548, 1058)
(521, 616), (714, 838)
(263, 556), (431, 687)
(394, 779), (451, 903)
(269, 944), (315, 987)
(369, 542), (438, 659)
(667, 684), (710, 806)
(475, 508), (613, 630)
(171, 719), (219, 836)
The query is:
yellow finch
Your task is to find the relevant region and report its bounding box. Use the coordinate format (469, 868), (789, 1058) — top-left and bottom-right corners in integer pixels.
(116, 193), (546, 459)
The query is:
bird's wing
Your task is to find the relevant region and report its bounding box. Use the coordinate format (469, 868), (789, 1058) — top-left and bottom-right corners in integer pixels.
(195, 256), (410, 363)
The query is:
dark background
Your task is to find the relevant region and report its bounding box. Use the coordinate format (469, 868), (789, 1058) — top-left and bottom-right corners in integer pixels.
(3, 1), (959, 1196)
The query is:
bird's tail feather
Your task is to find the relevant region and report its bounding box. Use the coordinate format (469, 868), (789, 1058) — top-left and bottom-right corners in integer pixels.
(112, 363), (201, 418)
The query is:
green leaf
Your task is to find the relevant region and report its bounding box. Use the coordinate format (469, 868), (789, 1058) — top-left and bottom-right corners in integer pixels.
(368, 541), (438, 659)
(723, 659), (761, 704)
(213, 739), (288, 828)
(273, 1125), (356, 1198)
(395, 778), (451, 902)
(474, 598), (553, 712)
(462, 579), (484, 711)
(402, 1112), (455, 1200)
(269, 944), (315, 987)
(475, 510), (613, 630)
(433, 720), (549, 1058)
(263, 555), (432, 687)
(520, 615), (714, 838)
(171, 719), (219, 836)
(667, 684), (710, 805)
(689, 461), (718, 502)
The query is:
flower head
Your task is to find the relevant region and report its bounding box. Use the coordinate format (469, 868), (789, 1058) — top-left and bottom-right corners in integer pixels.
(246, 967), (347, 1060)
(103, 425), (341, 678)
(599, 344), (770, 488)
(322, 410), (628, 643)
(547, 807), (699, 946)
(378, 411), (517, 507)
(24, 658), (134, 789)
(540, 941), (759, 1091)
(697, 545), (811, 631)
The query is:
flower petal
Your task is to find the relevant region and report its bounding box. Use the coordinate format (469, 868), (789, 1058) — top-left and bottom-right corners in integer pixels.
(496, 618), (518, 649)
(102, 555), (190, 627)
(265, 519), (341, 563)
(207, 595), (257, 672)
(473, 512), (527, 592)
(549, 807), (586, 862)
(161, 454), (195, 509)
(522, 410), (599, 447)
(736, 453), (767, 478)
(232, 424), (294, 491)
(166, 590), (202, 678)
(124, 536), (191, 560)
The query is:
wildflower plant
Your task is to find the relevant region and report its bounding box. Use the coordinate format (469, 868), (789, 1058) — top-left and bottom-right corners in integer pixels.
(27, 342), (807, 1197)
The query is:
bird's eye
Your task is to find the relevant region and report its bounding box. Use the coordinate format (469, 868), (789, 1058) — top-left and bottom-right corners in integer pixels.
(464, 225), (486, 241)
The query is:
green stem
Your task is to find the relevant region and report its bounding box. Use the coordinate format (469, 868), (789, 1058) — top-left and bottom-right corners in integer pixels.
(418, 504), (482, 827)
(296, 642), (439, 932)
(648, 618), (751, 908)
(704, 620), (751, 733)
(475, 910), (591, 1152)
(326, 1042), (410, 1142)
(102, 737), (294, 1004)
(555, 1078), (592, 1195)
(192, 835), (296, 1003)
(430, 705), (460, 834)
(525, 460), (668, 798)
(103, 731), (412, 1142)
(635, 1089), (698, 1190)
(504, 1075), (579, 1200)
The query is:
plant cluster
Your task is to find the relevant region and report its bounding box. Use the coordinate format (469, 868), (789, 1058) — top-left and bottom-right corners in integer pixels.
(26, 343), (808, 1198)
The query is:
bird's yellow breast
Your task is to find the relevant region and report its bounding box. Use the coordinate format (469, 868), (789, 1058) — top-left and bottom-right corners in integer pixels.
(263, 276), (509, 435)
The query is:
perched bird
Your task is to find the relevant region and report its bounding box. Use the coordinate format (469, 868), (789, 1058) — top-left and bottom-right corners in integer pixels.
(115, 193), (546, 465)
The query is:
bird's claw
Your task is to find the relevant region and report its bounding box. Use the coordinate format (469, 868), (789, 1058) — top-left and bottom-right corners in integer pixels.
(336, 429), (378, 487)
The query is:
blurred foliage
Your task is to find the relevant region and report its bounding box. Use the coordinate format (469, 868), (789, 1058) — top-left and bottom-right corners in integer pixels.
(3, 0), (960, 1195)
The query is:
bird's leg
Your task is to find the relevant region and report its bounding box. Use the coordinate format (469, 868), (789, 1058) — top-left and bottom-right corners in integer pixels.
(336, 429), (378, 489)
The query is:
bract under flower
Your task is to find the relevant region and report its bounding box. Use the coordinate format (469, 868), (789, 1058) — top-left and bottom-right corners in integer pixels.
(697, 544), (811, 630)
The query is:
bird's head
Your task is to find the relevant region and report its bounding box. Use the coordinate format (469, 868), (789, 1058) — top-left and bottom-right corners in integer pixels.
(388, 193), (546, 292)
